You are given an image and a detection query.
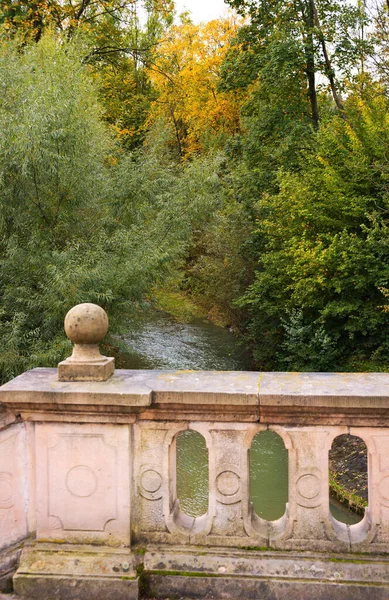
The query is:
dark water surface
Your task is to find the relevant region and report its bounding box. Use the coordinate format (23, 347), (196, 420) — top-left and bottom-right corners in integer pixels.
(122, 307), (362, 526)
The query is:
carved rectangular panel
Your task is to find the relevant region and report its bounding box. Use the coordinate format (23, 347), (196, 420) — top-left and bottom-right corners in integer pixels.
(35, 423), (130, 545)
(0, 424), (28, 551)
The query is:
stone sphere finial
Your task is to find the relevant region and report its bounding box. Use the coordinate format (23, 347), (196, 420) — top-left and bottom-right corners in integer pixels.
(58, 303), (115, 382)
(64, 303), (109, 346)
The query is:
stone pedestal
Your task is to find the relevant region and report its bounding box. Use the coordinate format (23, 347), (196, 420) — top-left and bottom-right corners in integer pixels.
(58, 355), (114, 382)
(58, 303), (115, 382)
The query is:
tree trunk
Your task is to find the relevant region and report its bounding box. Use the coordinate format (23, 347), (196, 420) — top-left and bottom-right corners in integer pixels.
(171, 110), (184, 158)
(310, 0), (345, 117)
(305, 1), (320, 130)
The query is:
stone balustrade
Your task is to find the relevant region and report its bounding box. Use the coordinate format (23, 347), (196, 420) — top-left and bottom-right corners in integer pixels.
(0, 304), (389, 599)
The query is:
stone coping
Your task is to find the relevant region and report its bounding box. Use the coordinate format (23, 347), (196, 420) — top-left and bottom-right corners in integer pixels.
(0, 368), (388, 425)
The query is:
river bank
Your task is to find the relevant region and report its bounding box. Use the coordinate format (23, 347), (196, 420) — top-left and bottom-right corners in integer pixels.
(329, 435), (368, 515)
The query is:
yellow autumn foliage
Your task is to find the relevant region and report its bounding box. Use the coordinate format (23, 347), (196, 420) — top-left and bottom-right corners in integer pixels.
(147, 15), (247, 158)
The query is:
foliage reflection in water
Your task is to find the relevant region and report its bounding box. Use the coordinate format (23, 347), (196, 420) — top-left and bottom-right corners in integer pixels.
(250, 431), (288, 521)
(177, 431), (363, 525)
(176, 431), (209, 517)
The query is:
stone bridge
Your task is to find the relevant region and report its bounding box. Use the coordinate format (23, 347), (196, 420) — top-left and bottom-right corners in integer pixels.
(1, 303), (389, 599)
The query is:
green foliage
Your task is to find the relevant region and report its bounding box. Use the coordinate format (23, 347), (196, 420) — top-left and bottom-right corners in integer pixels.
(186, 195), (255, 327)
(85, 3), (174, 149)
(239, 84), (389, 371)
(0, 0), (175, 149)
(222, 0), (366, 129)
(1, 1), (389, 380)
(0, 33), (207, 383)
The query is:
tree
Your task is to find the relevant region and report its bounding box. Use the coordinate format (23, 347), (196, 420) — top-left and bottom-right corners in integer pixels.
(0, 0), (175, 148)
(0, 0), (173, 43)
(0, 33), (188, 383)
(238, 83), (389, 371)
(223, 0), (367, 127)
(146, 15), (246, 158)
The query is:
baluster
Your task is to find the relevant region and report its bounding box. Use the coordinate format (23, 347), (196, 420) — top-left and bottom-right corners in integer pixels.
(205, 424), (250, 545)
(276, 426), (349, 552)
(133, 421), (190, 544)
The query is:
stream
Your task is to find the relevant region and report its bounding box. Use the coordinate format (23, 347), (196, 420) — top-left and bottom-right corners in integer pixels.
(121, 307), (362, 526)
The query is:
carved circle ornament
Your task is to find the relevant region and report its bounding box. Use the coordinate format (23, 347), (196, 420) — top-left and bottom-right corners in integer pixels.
(139, 467), (163, 500)
(141, 470), (162, 494)
(217, 471), (241, 497)
(0, 473), (14, 508)
(215, 463), (242, 505)
(297, 474), (321, 500)
(65, 465), (98, 498)
(379, 475), (389, 503)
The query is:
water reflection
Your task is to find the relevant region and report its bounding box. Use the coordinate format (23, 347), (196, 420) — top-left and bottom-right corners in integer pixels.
(250, 431), (288, 521)
(176, 431), (209, 517)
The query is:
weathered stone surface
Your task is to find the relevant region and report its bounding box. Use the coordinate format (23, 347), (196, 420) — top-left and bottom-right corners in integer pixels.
(2, 369), (389, 425)
(35, 423), (130, 545)
(344, 427), (389, 553)
(58, 303), (115, 382)
(206, 424), (249, 541)
(0, 424), (28, 552)
(143, 546), (389, 599)
(64, 304), (109, 346)
(2, 363), (389, 600)
(144, 574), (389, 600)
(271, 425), (351, 552)
(13, 544), (138, 600)
(0, 404), (16, 429)
(151, 370), (260, 405)
(133, 421), (193, 545)
(134, 421), (365, 551)
(0, 544), (23, 592)
(58, 356), (115, 383)
(259, 372), (389, 426)
(144, 546), (389, 583)
(0, 369), (152, 422)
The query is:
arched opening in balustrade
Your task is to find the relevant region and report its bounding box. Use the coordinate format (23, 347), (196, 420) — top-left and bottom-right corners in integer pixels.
(329, 434), (367, 525)
(250, 430), (288, 521)
(175, 430), (209, 518)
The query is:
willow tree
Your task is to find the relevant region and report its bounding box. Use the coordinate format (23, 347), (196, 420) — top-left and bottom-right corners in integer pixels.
(0, 34), (180, 383)
(0, 0), (175, 148)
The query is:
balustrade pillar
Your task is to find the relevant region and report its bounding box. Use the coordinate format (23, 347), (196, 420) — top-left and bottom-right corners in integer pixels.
(133, 421), (191, 544)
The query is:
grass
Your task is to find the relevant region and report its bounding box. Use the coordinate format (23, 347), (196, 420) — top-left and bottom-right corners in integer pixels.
(329, 471), (368, 515)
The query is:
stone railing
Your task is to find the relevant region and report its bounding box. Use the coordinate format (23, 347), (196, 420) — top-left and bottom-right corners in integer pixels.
(1, 304), (389, 600)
